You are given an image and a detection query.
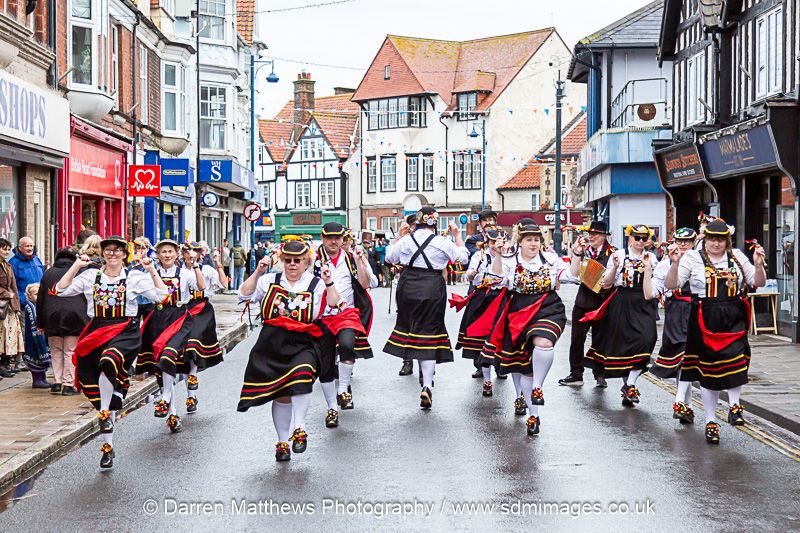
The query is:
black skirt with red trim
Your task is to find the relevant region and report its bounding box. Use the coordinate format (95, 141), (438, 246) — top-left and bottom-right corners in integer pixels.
(383, 267), (453, 363)
(183, 297), (224, 371)
(480, 290), (566, 376)
(457, 286), (505, 362)
(237, 322), (320, 411)
(650, 296), (692, 378)
(135, 305), (193, 377)
(76, 317), (142, 412)
(680, 296), (750, 391)
(585, 287), (657, 379)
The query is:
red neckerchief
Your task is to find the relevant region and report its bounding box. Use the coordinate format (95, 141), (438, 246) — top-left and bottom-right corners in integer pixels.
(330, 251), (341, 268)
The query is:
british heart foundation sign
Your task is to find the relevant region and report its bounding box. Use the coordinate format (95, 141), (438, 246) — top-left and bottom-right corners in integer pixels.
(128, 165), (161, 197)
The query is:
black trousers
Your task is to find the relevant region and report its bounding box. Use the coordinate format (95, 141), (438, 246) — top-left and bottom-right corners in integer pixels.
(568, 305), (592, 377)
(319, 328), (358, 383)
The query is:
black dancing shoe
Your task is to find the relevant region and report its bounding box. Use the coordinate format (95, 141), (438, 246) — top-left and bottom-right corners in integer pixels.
(471, 368), (483, 379)
(621, 385), (640, 407)
(595, 376), (608, 388)
(153, 399), (169, 418)
(50, 383), (62, 394)
(325, 408), (339, 428)
(186, 397), (198, 414)
(98, 410), (114, 433)
(419, 386), (433, 409)
(167, 414), (182, 433)
(337, 391), (354, 410)
(290, 428), (308, 453)
(482, 380), (493, 397)
(558, 374), (584, 387)
(399, 360), (413, 376)
(705, 421), (720, 444)
(728, 404), (746, 426)
(526, 416), (540, 436)
(496, 374), (507, 380)
(514, 395), (527, 416)
(672, 402), (695, 424)
(275, 442), (291, 462)
(100, 443), (115, 469)
(531, 388), (545, 406)
(187, 375), (199, 390)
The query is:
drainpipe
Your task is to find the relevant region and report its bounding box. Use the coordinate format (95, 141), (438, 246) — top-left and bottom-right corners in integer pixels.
(131, 14), (140, 239)
(48, 0), (58, 256)
(438, 112), (448, 208)
(359, 105), (364, 229)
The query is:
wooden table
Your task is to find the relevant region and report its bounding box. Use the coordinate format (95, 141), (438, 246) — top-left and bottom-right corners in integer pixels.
(748, 292), (779, 335)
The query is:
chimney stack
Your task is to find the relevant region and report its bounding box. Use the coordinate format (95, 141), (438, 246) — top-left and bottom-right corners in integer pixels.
(293, 71), (315, 140)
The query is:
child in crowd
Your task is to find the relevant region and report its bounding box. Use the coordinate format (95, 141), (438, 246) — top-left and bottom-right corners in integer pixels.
(23, 283), (50, 389)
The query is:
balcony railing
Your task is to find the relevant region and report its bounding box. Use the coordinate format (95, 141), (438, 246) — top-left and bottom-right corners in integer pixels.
(610, 77), (670, 129)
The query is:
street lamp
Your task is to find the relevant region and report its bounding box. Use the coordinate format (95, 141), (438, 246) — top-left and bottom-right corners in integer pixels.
(468, 120), (487, 210)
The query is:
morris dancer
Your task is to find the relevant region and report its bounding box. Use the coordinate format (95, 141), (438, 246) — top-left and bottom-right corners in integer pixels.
(135, 239), (204, 434)
(482, 224), (572, 435)
(651, 228), (697, 423)
(583, 225), (659, 407)
(665, 218), (765, 444)
(237, 239), (340, 462)
(384, 207), (468, 410)
(314, 222), (376, 428)
(181, 242), (228, 414)
(55, 236), (166, 468)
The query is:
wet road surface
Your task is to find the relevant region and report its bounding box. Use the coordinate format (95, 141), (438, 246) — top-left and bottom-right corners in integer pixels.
(1, 286), (799, 531)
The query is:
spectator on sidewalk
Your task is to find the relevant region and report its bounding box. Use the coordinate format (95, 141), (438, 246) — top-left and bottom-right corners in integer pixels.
(374, 239), (387, 287)
(23, 283), (50, 389)
(220, 238), (232, 283)
(0, 238), (24, 378)
(80, 235), (103, 265)
(9, 236), (45, 307)
(36, 247), (86, 395)
(231, 241), (246, 290)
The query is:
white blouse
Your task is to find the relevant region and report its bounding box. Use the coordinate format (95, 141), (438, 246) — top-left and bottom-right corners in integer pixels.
(57, 269), (166, 318)
(240, 270), (326, 319)
(157, 265), (199, 306)
(319, 251), (378, 317)
(606, 248), (659, 288)
(385, 228), (469, 270)
(675, 249), (756, 297)
(500, 251), (575, 291)
(200, 264), (222, 301)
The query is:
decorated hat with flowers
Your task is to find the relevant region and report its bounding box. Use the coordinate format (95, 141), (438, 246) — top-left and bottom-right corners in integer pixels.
(673, 227), (698, 240)
(701, 218), (734, 236)
(625, 224), (654, 238)
(416, 206), (439, 227)
(280, 235), (311, 256)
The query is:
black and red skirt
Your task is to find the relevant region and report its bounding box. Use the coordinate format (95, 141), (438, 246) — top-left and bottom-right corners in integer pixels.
(650, 295), (692, 378)
(584, 287), (657, 379)
(74, 317), (142, 411)
(480, 290), (566, 376)
(135, 305), (193, 377)
(455, 286), (506, 363)
(237, 321), (321, 411)
(183, 297), (224, 371)
(384, 267), (453, 363)
(680, 296), (751, 391)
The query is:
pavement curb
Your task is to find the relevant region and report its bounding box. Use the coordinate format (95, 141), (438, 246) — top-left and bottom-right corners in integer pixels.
(0, 321), (250, 493)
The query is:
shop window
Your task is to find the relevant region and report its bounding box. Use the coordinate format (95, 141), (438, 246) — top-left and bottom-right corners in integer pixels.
(438, 216), (466, 241)
(366, 217), (377, 231)
(199, 0), (226, 40)
(0, 166), (19, 243)
(200, 85), (226, 150)
(777, 176), (795, 324)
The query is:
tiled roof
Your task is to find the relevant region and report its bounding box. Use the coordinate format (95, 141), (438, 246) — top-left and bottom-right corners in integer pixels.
(577, 0), (663, 47)
(498, 162), (542, 190)
(274, 93), (361, 120)
(236, 0), (255, 44)
(258, 120), (295, 164)
(352, 28), (555, 110)
(314, 112), (359, 159)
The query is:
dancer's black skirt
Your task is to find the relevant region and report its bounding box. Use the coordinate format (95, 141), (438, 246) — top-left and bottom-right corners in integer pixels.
(650, 296), (692, 378)
(237, 323), (320, 411)
(457, 286), (506, 362)
(183, 297), (224, 371)
(135, 305), (193, 377)
(384, 267), (453, 363)
(680, 296), (750, 391)
(76, 317), (141, 411)
(585, 288), (657, 379)
(480, 290), (566, 376)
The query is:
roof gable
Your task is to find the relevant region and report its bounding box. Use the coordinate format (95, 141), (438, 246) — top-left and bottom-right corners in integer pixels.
(352, 37), (429, 102)
(578, 0), (664, 48)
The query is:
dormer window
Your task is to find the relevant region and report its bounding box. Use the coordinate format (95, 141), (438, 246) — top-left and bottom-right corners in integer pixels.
(384, 66), (390, 80)
(457, 92), (478, 121)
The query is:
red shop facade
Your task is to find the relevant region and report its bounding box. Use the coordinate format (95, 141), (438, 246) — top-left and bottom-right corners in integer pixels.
(58, 117), (131, 248)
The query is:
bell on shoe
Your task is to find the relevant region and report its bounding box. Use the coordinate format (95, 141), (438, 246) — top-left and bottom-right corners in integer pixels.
(526, 416), (540, 436)
(672, 402), (695, 424)
(187, 375), (199, 391)
(325, 408), (339, 428)
(275, 442), (291, 462)
(337, 391), (354, 410)
(705, 421), (720, 444)
(482, 380), (493, 397)
(186, 397), (198, 413)
(621, 385), (640, 407)
(100, 443), (115, 469)
(727, 404), (746, 426)
(290, 428), (308, 453)
(514, 395), (527, 416)
(530, 388), (544, 405)
(167, 414), (182, 433)
(154, 399), (169, 418)
(98, 410), (114, 434)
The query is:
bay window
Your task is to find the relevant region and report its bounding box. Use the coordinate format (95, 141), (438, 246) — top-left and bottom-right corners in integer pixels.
(200, 85), (226, 150)
(200, 0), (226, 40)
(367, 96), (427, 130)
(70, 0), (93, 86)
(162, 63), (186, 134)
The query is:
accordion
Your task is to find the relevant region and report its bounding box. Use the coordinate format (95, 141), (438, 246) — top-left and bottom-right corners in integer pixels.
(579, 258), (606, 294)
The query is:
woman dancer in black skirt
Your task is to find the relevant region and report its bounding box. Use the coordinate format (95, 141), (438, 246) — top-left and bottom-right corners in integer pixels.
(384, 206), (468, 409)
(135, 239), (204, 433)
(651, 228), (697, 423)
(665, 218), (765, 444)
(482, 224), (572, 435)
(55, 236), (166, 468)
(583, 224), (658, 407)
(237, 239), (340, 462)
(452, 227), (507, 398)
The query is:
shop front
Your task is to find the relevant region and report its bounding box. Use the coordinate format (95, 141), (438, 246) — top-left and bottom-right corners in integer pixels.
(0, 70), (70, 260)
(274, 210), (346, 242)
(197, 159), (255, 249)
(58, 117), (130, 247)
(142, 152), (193, 243)
(496, 210), (588, 246)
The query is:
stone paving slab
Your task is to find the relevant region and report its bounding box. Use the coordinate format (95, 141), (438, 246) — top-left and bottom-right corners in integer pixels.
(0, 294), (250, 492)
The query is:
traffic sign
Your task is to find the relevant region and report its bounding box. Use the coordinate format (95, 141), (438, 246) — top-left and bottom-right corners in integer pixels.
(128, 165), (161, 197)
(244, 202), (262, 222)
(458, 213), (469, 225)
(470, 213), (480, 221)
(201, 191), (218, 208)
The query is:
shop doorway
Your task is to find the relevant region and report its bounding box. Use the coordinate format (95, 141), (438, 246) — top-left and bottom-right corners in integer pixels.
(33, 181), (46, 257)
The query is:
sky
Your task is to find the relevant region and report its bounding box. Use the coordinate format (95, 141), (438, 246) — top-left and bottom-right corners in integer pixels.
(255, 0), (655, 116)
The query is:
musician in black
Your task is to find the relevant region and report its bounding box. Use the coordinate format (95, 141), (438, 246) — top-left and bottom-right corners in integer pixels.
(465, 209), (498, 259)
(559, 221), (616, 387)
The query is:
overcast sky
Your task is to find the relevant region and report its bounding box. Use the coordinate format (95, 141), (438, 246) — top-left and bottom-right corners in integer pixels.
(255, 0), (655, 116)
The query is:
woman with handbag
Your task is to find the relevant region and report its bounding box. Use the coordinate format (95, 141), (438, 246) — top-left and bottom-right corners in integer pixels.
(0, 238), (24, 379)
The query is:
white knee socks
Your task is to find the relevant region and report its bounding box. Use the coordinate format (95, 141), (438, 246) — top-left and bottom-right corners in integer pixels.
(728, 385), (743, 406)
(675, 380), (692, 405)
(272, 401), (292, 443)
(291, 392), (312, 430)
(627, 369), (643, 386)
(161, 374), (175, 405)
(99, 373), (114, 412)
(511, 373), (522, 397)
(520, 374), (536, 416)
(186, 362), (199, 399)
(338, 362), (354, 394)
(419, 360), (436, 389)
(532, 347), (555, 389)
(700, 387), (720, 424)
(102, 411), (115, 446)
(320, 381), (337, 410)
(482, 367), (492, 381)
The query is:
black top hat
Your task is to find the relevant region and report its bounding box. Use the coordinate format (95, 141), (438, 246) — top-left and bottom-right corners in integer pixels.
(673, 227), (698, 240)
(100, 236), (128, 250)
(478, 209), (497, 221)
(702, 218), (733, 236)
(321, 222), (345, 237)
(586, 221), (610, 234)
